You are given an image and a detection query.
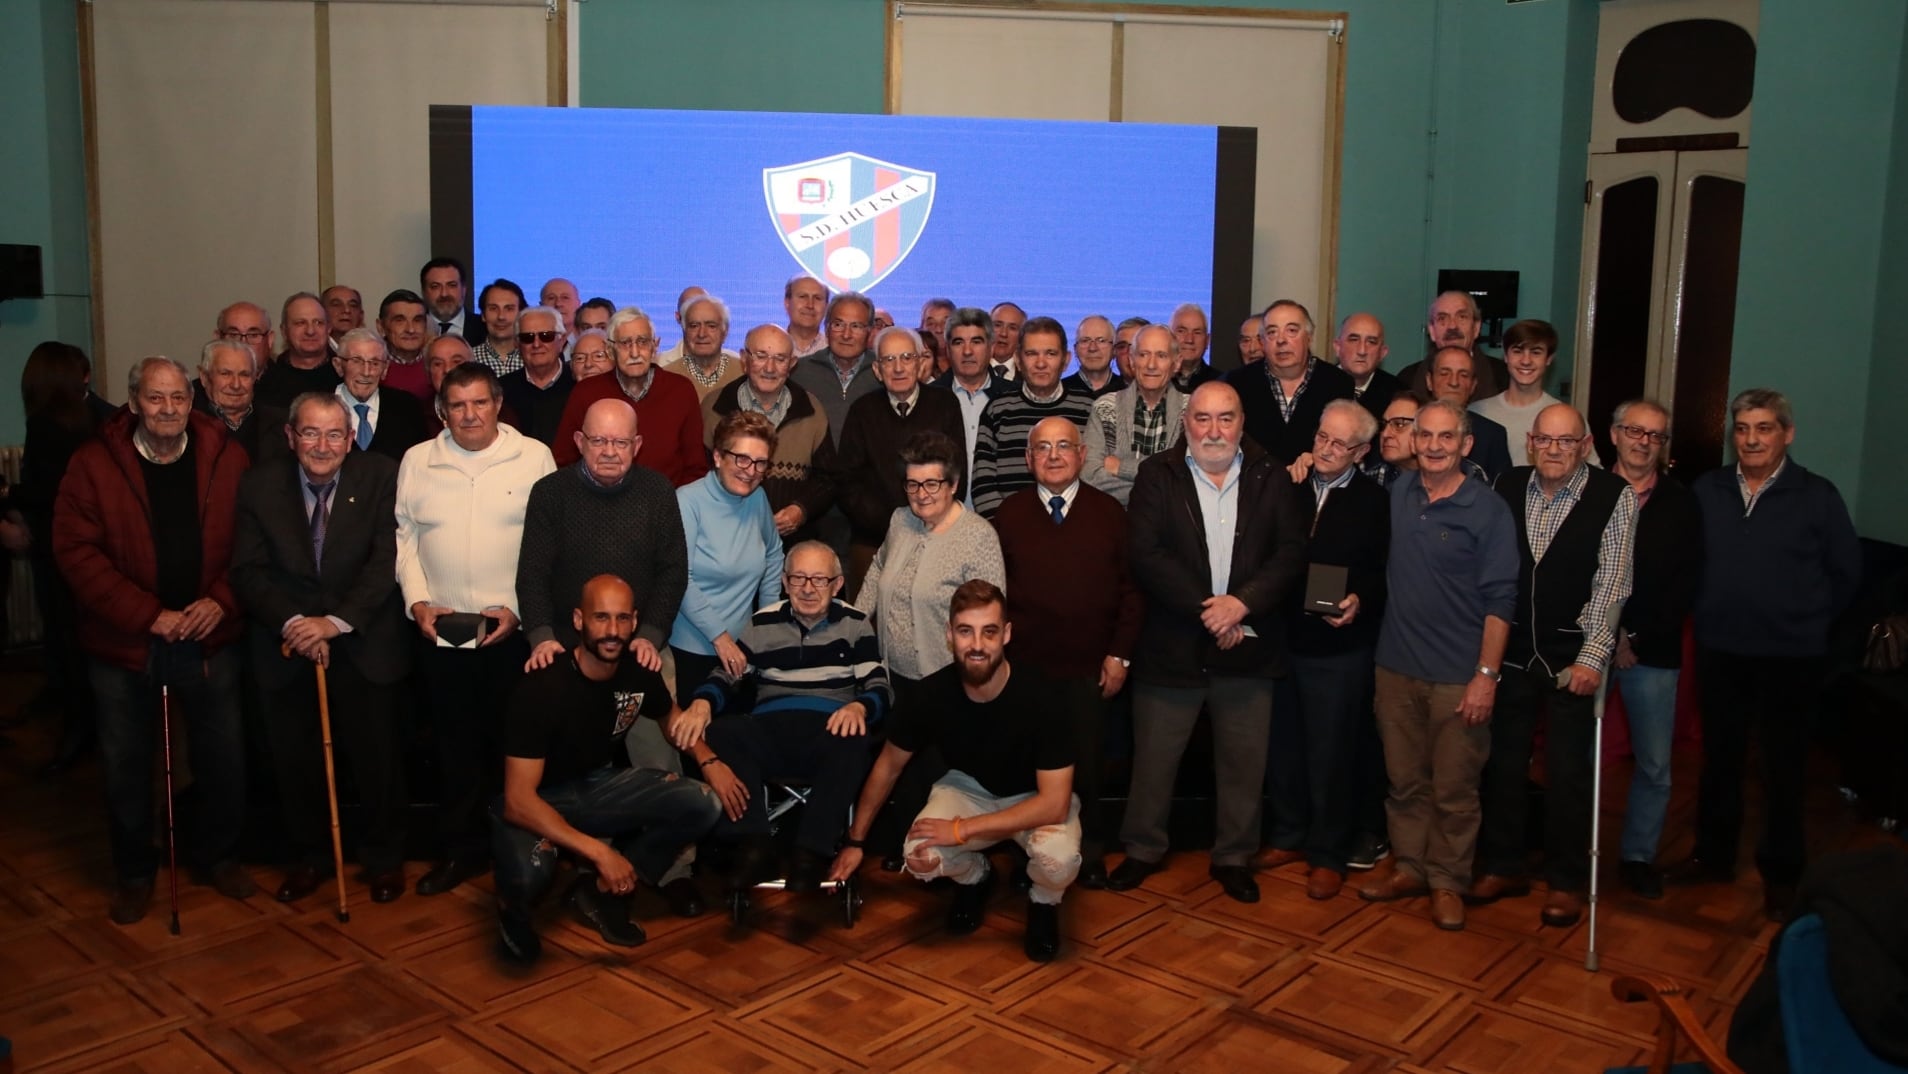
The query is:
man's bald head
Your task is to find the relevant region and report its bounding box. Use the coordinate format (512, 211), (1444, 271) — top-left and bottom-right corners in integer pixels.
(580, 573), (634, 611)
(582, 397), (638, 439)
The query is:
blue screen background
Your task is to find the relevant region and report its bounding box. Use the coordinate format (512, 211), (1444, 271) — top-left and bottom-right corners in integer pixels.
(469, 106), (1218, 354)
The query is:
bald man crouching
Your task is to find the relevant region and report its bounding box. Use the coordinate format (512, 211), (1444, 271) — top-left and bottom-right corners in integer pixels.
(491, 574), (721, 964)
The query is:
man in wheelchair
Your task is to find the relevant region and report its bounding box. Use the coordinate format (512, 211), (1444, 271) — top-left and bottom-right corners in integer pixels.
(828, 579), (1083, 963)
(666, 541), (892, 895)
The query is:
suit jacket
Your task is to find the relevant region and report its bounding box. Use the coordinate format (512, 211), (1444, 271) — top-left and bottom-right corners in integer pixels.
(461, 312), (488, 348)
(342, 387), (430, 463)
(1465, 411), (1514, 481)
(1126, 436), (1307, 685)
(1353, 368), (1407, 424)
(229, 451), (410, 687)
(193, 393), (287, 467)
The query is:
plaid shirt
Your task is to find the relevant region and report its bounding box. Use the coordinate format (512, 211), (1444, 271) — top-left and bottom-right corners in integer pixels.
(1266, 355), (1318, 423)
(737, 383), (791, 426)
(472, 341), (521, 377)
(1523, 463), (1638, 671)
(1133, 393), (1171, 457)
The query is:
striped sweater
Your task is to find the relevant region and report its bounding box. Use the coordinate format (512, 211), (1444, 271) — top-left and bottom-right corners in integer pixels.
(690, 599), (891, 723)
(969, 387), (1094, 518)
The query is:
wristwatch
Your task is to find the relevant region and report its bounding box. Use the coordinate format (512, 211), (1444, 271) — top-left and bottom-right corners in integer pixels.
(1475, 664), (1501, 682)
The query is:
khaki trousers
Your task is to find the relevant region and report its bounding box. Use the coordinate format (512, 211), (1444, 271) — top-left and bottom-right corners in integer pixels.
(1373, 666), (1491, 892)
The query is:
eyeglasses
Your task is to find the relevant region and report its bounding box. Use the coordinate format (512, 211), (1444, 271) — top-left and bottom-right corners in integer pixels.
(827, 318), (868, 332)
(742, 349), (792, 366)
(784, 573), (839, 590)
(1383, 416), (1416, 430)
(1312, 430), (1361, 453)
(720, 449), (771, 473)
(903, 477), (950, 495)
(583, 435), (635, 452)
(220, 327), (269, 343)
(1613, 424), (1669, 445)
(1030, 440), (1078, 456)
(517, 330), (562, 344)
(294, 429), (350, 445)
(1076, 336), (1110, 348)
(571, 349), (611, 364)
(1531, 434), (1588, 450)
(874, 352), (923, 365)
(342, 356), (387, 369)
(611, 336), (657, 350)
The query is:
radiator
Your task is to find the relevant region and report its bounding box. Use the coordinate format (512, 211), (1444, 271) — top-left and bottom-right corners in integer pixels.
(1, 444), (43, 647)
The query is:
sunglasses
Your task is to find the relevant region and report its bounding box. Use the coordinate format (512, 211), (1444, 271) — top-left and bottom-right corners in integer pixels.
(517, 330), (562, 344)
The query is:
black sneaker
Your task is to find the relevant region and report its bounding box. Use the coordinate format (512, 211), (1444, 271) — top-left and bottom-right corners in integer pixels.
(566, 881), (647, 947)
(1346, 833), (1390, 871)
(729, 837), (777, 894)
(946, 865), (994, 935)
(1023, 901), (1061, 963)
(1620, 860), (1664, 900)
(498, 904), (542, 965)
(786, 849), (829, 894)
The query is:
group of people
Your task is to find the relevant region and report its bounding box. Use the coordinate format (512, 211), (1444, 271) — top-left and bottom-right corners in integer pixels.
(7, 255), (1861, 968)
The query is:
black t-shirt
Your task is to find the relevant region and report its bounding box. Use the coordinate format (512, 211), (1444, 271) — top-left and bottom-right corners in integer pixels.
(503, 653), (671, 789)
(139, 442), (201, 610)
(888, 663), (1074, 798)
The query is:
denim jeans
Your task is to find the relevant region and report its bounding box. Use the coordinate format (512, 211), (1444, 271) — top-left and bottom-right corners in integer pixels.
(91, 645), (247, 884)
(1615, 664), (1679, 864)
(489, 765), (720, 909)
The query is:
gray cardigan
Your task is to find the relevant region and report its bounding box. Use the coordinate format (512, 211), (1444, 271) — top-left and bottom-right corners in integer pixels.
(1081, 384), (1189, 506)
(856, 504), (1005, 681)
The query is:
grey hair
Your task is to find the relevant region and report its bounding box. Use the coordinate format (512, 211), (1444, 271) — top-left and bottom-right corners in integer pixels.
(681, 292), (732, 332)
(607, 306), (654, 339)
(337, 326), (389, 360)
(1611, 397), (1672, 429)
(1075, 314), (1113, 338)
(1429, 289), (1481, 323)
(1260, 298), (1314, 335)
(126, 355), (193, 397)
(514, 305), (562, 336)
(1729, 388), (1793, 429)
(785, 539), (844, 577)
(946, 306), (994, 344)
(873, 325), (925, 356)
(279, 290), (324, 325)
(1414, 398), (1473, 439)
(1171, 302), (1208, 327)
(826, 290), (874, 324)
(1321, 398), (1379, 445)
(1116, 316), (1151, 333)
(288, 390), (351, 429)
(200, 337), (257, 375)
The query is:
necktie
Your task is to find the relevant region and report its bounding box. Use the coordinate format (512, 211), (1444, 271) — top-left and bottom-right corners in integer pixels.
(439, 319), (453, 336)
(355, 403), (372, 450)
(896, 401), (910, 418)
(309, 481), (334, 564)
(1049, 495), (1066, 525)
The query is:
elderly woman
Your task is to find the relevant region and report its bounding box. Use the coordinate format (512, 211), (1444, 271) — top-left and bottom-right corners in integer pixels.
(669, 410), (787, 700)
(859, 430), (1005, 695)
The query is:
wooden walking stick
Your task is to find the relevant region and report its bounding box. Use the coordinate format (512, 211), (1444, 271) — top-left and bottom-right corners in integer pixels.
(286, 643), (350, 922)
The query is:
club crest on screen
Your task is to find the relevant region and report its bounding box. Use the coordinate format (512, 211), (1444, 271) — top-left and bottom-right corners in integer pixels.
(763, 152), (936, 293)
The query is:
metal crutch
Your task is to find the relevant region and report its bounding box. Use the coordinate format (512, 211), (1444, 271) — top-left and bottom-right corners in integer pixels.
(160, 684), (181, 935)
(1584, 668), (1611, 972)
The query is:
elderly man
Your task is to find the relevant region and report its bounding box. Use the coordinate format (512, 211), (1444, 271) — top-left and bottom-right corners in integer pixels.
(1360, 393), (1488, 489)
(1335, 313), (1403, 424)
(420, 256), (483, 344)
(704, 325), (837, 547)
(1259, 400), (1390, 900)
(333, 328), (429, 462)
(230, 391), (410, 905)
(539, 278), (580, 337)
(396, 363), (556, 896)
(790, 290), (883, 441)
(1112, 316), (1150, 379)
(838, 327), (966, 595)
(552, 307), (709, 485)
(1670, 389), (1860, 919)
(1393, 290), (1510, 401)
(919, 297), (954, 341)
(1082, 323), (1187, 506)
(1061, 315), (1123, 399)
(195, 337), (282, 463)
(569, 329), (615, 382)
(1357, 400), (1518, 931)
(1110, 382), (1306, 904)
(1471, 403), (1636, 927)
(53, 356), (253, 923)
(471, 279), (526, 376)
(935, 307), (1004, 506)
(784, 274), (830, 358)
(257, 293), (342, 409)
(216, 301), (275, 371)
(1237, 315), (1265, 365)
(989, 302), (1027, 379)
(1605, 400), (1702, 899)
(994, 416), (1141, 888)
(1421, 346), (1513, 480)
(492, 574), (722, 963)
(1169, 303), (1218, 392)
(422, 334), (525, 439)
(830, 580), (1081, 962)
(669, 293), (744, 404)
(322, 285), (364, 354)
(498, 306), (574, 446)
(374, 289), (434, 404)
(666, 541), (889, 893)
(1229, 299), (1355, 463)
(971, 317), (1094, 518)
(658, 287), (737, 365)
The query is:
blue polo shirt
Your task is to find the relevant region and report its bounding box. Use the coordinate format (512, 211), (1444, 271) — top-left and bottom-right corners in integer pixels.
(1376, 470), (1519, 684)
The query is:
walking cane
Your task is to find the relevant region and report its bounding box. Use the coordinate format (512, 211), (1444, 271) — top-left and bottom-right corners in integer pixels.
(285, 643), (350, 923)
(1584, 668), (1610, 973)
(160, 684), (181, 935)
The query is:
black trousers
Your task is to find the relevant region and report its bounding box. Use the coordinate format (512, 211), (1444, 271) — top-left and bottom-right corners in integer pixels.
(1476, 662), (1597, 892)
(424, 637), (528, 860)
(1267, 648), (1374, 873)
(705, 709), (875, 857)
(1694, 649), (1822, 885)
(867, 674), (945, 857)
(1056, 675), (1110, 859)
(261, 655), (407, 873)
(671, 647), (721, 707)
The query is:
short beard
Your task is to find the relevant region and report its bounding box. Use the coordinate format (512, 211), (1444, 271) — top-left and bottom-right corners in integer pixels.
(958, 650), (1002, 685)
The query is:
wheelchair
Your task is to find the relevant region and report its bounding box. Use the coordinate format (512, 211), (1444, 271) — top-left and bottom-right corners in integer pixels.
(727, 778), (862, 929)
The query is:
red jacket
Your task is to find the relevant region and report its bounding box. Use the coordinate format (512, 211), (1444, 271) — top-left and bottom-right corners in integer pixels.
(551, 366), (710, 486)
(52, 409), (249, 670)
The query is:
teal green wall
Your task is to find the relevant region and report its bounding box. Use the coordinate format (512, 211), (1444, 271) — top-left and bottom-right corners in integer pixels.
(1859, 11), (1908, 544)
(0, 0), (91, 445)
(1731, 0), (1906, 528)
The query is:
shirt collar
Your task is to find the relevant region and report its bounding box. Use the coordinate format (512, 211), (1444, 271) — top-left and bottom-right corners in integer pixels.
(1312, 465), (1357, 495)
(1022, 383), (1064, 405)
(1736, 456), (1789, 489)
(889, 386), (921, 413)
(1527, 462), (1591, 504)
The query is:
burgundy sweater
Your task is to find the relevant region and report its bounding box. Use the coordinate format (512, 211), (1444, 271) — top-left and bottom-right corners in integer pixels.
(995, 482), (1143, 679)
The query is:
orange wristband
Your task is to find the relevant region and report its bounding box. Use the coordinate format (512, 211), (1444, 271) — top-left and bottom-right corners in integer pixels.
(952, 817), (965, 844)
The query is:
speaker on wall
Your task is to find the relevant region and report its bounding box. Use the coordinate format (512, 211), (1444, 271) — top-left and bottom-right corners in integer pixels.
(0, 244), (44, 302)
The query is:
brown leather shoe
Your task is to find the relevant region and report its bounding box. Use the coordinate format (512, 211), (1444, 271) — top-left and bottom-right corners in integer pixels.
(1357, 868), (1430, 903)
(1540, 889), (1583, 927)
(1255, 847), (1306, 872)
(1463, 872), (1531, 906)
(276, 866), (326, 903)
(1306, 866), (1343, 901)
(1431, 889), (1466, 931)
(368, 870), (406, 904)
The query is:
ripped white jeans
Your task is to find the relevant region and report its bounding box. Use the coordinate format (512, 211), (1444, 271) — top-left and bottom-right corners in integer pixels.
(901, 768), (1082, 905)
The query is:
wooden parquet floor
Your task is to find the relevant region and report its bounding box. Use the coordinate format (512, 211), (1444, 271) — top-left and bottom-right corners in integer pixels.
(1, 660), (1902, 1073)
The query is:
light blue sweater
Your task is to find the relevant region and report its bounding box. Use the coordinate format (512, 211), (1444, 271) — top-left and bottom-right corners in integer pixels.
(669, 471), (785, 655)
